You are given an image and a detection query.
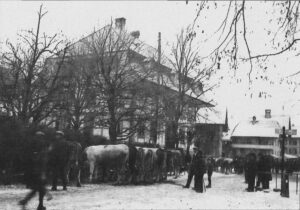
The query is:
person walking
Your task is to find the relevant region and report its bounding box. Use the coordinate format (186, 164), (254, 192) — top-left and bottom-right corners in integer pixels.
(206, 157), (214, 188)
(193, 150), (206, 193)
(19, 131), (51, 210)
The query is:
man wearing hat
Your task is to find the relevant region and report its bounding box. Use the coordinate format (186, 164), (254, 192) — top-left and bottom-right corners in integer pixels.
(19, 131), (51, 210)
(49, 130), (69, 191)
(193, 150), (206, 193)
(183, 146), (199, 189)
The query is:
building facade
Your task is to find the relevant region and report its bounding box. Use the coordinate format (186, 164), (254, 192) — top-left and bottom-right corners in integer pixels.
(50, 17), (213, 148)
(194, 123), (224, 157)
(231, 110), (281, 157)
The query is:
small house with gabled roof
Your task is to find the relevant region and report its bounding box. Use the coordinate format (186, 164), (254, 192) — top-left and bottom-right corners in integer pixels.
(231, 109), (281, 157)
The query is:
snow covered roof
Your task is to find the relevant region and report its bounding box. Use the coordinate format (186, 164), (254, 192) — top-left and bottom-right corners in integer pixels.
(196, 107), (225, 124)
(68, 22), (212, 106)
(271, 154), (298, 159)
(231, 117), (281, 138)
(222, 132), (231, 141)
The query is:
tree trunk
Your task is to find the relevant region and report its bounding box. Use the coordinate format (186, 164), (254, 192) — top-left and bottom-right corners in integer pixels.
(109, 123), (117, 143)
(165, 121), (179, 149)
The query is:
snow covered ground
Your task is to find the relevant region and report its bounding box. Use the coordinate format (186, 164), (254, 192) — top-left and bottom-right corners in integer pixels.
(1, 172), (299, 210)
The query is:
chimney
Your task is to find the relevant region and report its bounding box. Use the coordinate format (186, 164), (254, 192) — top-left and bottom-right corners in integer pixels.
(115, 17), (126, 30)
(158, 32), (161, 64)
(265, 109), (271, 118)
(130, 31), (140, 39)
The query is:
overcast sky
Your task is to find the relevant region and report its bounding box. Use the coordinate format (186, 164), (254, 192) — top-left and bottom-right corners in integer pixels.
(1, 1), (300, 130)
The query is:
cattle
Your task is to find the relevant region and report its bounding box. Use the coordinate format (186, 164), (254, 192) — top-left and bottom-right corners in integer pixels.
(48, 140), (82, 190)
(214, 157), (233, 174)
(83, 144), (136, 185)
(135, 147), (167, 184)
(135, 147), (146, 183)
(166, 149), (185, 178)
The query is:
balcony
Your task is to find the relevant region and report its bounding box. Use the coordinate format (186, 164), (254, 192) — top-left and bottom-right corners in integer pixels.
(231, 144), (274, 150)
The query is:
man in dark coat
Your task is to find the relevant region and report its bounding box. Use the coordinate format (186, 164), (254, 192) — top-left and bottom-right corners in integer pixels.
(183, 147), (198, 188)
(255, 153), (263, 190)
(262, 154), (272, 189)
(48, 130), (82, 190)
(19, 131), (51, 210)
(206, 157), (214, 188)
(246, 153), (257, 192)
(193, 150), (206, 193)
(244, 153), (251, 183)
(48, 131), (68, 191)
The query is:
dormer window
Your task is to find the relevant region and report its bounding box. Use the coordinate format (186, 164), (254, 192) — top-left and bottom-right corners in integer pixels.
(252, 116), (258, 124)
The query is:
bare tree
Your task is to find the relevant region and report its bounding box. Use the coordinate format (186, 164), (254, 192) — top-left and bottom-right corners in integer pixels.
(52, 48), (98, 131)
(79, 23), (155, 142)
(193, 1), (300, 79)
(0, 5), (68, 125)
(162, 24), (217, 149)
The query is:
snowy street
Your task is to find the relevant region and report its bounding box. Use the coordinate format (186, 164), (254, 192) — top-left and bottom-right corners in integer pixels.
(0, 172), (299, 210)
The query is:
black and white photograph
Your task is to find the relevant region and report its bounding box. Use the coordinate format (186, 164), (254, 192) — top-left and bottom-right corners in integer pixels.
(0, 1), (300, 209)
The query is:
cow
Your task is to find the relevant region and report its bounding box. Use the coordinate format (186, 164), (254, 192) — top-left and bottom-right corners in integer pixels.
(48, 140), (82, 191)
(167, 149), (185, 178)
(144, 147), (167, 183)
(135, 147), (146, 183)
(83, 144), (136, 185)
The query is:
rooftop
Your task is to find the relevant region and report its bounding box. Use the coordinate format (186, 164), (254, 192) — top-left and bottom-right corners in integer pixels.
(231, 116), (281, 138)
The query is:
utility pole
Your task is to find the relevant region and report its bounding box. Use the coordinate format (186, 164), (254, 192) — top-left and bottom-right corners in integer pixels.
(280, 126), (289, 197)
(151, 32), (161, 144)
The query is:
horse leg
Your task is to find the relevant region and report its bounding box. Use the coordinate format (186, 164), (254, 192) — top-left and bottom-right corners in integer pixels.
(65, 164), (71, 185)
(76, 163), (81, 187)
(101, 166), (107, 182)
(89, 161), (95, 183)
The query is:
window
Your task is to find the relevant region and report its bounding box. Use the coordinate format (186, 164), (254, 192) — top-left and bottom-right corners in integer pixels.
(137, 124), (145, 139)
(292, 139), (297, 145)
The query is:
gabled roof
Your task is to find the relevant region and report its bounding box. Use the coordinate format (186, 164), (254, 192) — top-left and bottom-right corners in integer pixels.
(68, 23), (212, 106)
(231, 117), (281, 138)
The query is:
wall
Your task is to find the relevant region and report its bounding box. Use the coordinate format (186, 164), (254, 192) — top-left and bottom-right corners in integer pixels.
(194, 123), (223, 157)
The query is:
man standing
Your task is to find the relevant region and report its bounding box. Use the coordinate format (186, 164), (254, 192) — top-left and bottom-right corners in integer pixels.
(19, 131), (51, 210)
(246, 153), (257, 192)
(206, 157), (214, 188)
(256, 153), (264, 190)
(49, 130), (68, 191)
(183, 146), (198, 188)
(193, 150), (206, 193)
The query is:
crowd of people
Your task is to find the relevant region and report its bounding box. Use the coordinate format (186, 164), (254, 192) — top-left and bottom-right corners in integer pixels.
(182, 146), (214, 193)
(244, 153), (273, 192)
(17, 130), (298, 209)
(181, 151), (277, 194)
(19, 130), (74, 210)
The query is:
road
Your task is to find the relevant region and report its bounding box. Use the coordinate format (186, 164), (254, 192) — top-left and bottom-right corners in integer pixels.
(0, 172), (299, 210)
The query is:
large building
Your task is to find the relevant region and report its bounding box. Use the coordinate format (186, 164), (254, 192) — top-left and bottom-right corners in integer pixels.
(50, 17), (213, 147)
